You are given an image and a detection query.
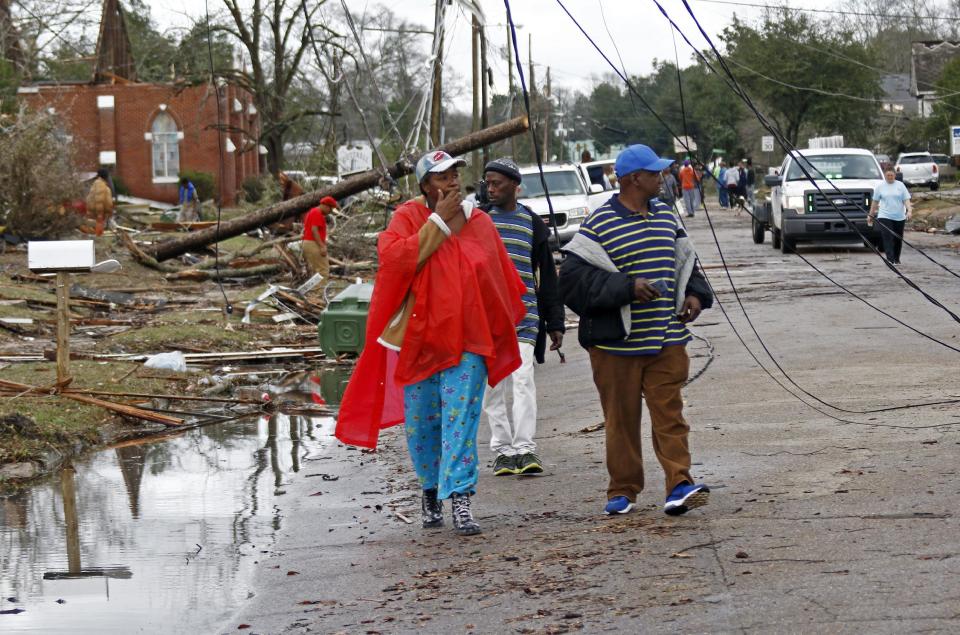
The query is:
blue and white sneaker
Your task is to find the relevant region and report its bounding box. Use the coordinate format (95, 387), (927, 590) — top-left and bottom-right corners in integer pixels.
(664, 482), (710, 516)
(604, 496), (635, 515)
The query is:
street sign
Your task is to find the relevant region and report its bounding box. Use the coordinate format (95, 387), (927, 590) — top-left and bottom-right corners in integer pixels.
(951, 125), (960, 156)
(761, 136), (775, 152)
(336, 144), (373, 177)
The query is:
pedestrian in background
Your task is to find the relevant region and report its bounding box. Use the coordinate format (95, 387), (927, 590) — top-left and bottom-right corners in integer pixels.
(724, 161), (740, 211)
(85, 169), (114, 236)
(177, 176), (200, 222)
(559, 144), (713, 517)
(336, 150), (526, 536)
(302, 196), (337, 281)
(716, 161), (729, 209)
(660, 166), (680, 212)
(678, 159), (700, 217)
(745, 158), (756, 209)
(869, 168), (912, 265)
(479, 158), (565, 477)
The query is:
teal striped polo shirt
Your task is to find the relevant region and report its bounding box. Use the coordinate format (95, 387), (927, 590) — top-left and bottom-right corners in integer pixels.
(488, 203), (539, 345)
(579, 195), (690, 355)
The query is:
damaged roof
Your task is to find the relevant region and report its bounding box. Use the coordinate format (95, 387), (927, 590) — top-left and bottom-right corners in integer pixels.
(911, 40), (960, 96)
(93, 0), (137, 83)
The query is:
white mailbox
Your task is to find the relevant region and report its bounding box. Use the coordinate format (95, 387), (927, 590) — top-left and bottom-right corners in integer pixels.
(27, 240), (120, 273)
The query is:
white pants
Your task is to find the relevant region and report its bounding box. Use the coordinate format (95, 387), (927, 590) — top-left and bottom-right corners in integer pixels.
(483, 342), (537, 456)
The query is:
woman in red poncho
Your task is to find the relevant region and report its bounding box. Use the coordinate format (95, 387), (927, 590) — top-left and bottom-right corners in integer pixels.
(335, 150), (526, 536)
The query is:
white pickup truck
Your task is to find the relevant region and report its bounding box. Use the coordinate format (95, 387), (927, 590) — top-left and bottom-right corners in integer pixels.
(895, 152), (939, 190)
(755, 147), (882, 253)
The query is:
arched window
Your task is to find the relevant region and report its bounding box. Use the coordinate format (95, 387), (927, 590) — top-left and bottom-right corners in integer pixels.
(151, 112), (180, 180)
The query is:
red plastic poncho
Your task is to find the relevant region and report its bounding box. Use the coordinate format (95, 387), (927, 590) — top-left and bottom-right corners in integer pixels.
(334, 199), (527, 449)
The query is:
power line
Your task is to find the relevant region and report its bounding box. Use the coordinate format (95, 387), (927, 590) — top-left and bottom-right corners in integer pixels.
(691, 0), (960, 21)
(551, 0), (960, 423)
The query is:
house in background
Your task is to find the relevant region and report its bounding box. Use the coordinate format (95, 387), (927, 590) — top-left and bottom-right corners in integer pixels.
(880, 73), (919, 117)
(17, 0), (260, 205)
(910, 40), (960, 118)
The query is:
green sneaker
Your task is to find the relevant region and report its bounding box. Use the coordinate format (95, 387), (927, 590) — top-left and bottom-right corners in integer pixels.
(493, 454), (519, 475)
(517, 452), (543, 474)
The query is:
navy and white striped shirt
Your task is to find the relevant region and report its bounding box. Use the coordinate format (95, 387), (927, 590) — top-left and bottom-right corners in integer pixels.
(579, 195), (690, 356)
(489, 203), (539, 345)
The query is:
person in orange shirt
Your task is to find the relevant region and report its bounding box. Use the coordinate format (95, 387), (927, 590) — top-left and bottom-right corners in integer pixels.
(678, 160), (701, 218)
(301, 196), (337, 281)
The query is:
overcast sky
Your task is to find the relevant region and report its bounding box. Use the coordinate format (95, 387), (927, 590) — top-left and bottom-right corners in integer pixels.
(149, 0), (838, 109)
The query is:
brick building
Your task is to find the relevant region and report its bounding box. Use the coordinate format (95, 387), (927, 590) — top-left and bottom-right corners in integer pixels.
(17, 0), (260, 205)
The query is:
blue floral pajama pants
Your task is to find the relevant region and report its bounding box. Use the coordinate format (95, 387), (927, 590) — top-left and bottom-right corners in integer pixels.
(403, 352), (487, 499)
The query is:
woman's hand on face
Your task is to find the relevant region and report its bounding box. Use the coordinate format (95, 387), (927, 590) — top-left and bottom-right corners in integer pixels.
(435, 189), (463, 223)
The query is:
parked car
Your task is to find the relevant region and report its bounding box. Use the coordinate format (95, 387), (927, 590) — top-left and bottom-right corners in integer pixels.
(895, 152), (939, 190)
(929, 153), (956, 181)
(518, 164), (592, 246)
(755, 147), (882, 253)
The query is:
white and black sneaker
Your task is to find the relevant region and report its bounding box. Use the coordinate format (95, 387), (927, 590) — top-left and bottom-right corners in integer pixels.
(450, 492), (481, 536)
(664, 482), (710, 516)
(421, 488), (444, 528)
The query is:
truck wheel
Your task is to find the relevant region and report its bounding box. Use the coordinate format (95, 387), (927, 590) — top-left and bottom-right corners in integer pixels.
(752, 217), (765, 244)
(780, 230), (794, 254)
(771, 227), (782, 249)
(930, 181), (939, 191)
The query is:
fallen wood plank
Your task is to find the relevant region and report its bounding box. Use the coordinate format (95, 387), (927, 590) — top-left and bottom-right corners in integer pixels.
(164, 264), (283, 281)
(0, 378), (183, 426)
(148, 221), (219, 231)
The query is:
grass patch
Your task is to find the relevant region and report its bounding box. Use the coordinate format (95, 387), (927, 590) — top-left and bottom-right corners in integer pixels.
(0, 359), (196, 464)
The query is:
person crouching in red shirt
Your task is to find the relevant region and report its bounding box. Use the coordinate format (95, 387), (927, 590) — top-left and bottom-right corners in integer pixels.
(335, 150), (526, 536)
(302, 196), (337, 281)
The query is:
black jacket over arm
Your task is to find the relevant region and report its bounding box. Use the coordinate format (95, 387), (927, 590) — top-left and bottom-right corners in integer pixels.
(530, 212), (566, 363)
(558, 251), (713, 350)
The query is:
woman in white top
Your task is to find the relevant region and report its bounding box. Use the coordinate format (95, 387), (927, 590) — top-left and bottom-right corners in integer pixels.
(868, 168), (912, 265)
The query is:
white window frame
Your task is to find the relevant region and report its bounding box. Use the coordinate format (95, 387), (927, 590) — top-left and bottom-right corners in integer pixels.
(150, 113), (180, 184)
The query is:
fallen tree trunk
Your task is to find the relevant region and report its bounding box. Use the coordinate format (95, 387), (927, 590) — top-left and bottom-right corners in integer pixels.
(147, 116), (529, 262)
(164, 264), (283, 281)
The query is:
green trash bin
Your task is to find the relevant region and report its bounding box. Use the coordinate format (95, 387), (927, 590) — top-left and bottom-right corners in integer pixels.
(318, 282), (374, 357)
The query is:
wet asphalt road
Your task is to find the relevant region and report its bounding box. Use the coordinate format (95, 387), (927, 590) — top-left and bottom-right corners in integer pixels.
(227, 207), (960, 634)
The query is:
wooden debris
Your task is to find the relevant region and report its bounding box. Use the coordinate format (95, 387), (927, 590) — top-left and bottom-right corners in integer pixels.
(0, 378), (183, 426)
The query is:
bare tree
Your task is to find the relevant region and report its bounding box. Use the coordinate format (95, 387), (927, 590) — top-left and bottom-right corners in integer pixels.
(215, 0), (342, 175)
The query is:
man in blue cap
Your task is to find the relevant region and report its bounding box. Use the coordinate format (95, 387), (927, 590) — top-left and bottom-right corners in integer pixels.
(558, 144), (713, 517)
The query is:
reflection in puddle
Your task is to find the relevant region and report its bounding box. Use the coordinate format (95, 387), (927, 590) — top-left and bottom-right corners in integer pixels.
(0, 409), (340, 633)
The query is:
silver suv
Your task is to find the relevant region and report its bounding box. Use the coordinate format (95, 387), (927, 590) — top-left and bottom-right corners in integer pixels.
(895, 152), (939, 190)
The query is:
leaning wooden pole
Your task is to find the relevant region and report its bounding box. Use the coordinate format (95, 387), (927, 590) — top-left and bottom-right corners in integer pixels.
(147, 116), (530, 262)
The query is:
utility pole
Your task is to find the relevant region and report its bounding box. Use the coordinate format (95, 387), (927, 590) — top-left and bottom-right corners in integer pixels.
(472, 15), (481, 182)
(429, 0), (444, 147)
(543, 66), (551, 162)
(528, 34), (535, 165)
(480, 22), (489, 166)
(507, 24), (515, 158)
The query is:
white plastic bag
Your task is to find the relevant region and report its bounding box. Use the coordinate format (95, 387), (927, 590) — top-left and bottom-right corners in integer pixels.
(143, 351), (187, 372)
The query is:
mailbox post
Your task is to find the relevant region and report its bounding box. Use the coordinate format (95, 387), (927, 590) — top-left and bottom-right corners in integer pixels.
(27, 240), (120, 388)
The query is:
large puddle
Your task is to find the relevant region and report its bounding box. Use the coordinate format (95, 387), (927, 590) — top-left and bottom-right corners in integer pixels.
(0, 368), (351, 633)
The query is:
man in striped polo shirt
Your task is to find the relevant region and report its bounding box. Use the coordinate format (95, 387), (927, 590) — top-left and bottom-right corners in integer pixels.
(480, 158), (566, 476)
(559, 144), (713, 517)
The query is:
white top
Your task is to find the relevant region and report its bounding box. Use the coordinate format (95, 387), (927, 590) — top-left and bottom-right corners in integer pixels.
(872, 180), (910, 221)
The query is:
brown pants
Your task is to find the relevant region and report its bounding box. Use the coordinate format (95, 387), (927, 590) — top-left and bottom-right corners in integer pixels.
(302, 240), (330, 282)
(589, 345), (693, 501)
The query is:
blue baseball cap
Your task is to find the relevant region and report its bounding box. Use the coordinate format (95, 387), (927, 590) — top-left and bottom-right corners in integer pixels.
(615, 144), (674, 178)
(415, 150), (466, 182)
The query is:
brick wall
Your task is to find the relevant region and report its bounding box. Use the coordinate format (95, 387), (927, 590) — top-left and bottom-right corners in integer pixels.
(19, 82), (261, 205)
